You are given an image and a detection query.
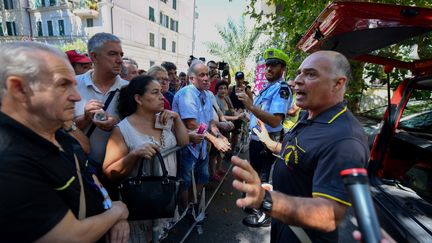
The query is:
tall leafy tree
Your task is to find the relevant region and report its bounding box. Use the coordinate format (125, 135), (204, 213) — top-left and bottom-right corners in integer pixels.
(204, 16), (262, 76)
(245, 0), (432, 112)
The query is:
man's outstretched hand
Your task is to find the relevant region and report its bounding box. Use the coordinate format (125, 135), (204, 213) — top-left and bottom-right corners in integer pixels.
(231, 156), (265, 209)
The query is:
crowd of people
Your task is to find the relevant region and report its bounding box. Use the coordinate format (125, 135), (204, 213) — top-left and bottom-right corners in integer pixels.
(0, 31), (372, 243)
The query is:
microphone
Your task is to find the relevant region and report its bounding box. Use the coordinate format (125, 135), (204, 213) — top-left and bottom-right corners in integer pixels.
(340, 168), (382, 243)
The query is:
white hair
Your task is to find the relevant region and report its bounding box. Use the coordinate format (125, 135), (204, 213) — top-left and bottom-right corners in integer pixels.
(0, 42), (67, 98)
(188, 59), (205, 77)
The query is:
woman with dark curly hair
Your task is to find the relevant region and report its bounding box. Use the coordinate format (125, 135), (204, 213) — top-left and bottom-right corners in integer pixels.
(103, 75), (188, 242)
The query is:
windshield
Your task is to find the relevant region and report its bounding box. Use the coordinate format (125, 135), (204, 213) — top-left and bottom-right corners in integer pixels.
(399, 94), (432, 132)
(361, 99), (432, 121)
(399, 111), (432, 131)
(369, 32), (432, 62)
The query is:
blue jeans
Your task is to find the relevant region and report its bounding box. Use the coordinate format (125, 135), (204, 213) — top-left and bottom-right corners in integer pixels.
(178, 147), (209, 192)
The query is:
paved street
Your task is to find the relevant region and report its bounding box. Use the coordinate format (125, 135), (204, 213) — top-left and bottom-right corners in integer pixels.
(163, 149), (358, 243)
(164, 150), (271, 243)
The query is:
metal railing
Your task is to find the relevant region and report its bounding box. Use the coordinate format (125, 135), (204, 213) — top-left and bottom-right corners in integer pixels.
(152, 125), (249, 242)
(176, 143), (245, 243)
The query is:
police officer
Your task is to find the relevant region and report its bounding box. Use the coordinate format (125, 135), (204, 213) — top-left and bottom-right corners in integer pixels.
(237, 48), (292, 227)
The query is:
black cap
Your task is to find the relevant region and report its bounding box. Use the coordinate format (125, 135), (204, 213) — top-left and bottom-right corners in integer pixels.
(235, 71), (244, 79)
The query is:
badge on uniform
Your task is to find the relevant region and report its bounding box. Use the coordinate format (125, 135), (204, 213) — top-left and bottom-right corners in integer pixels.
(267, 51), (274, 57)
(280, 89), (289, 99)
(279, 81), (290, 99)
(280, 87), (290, 99)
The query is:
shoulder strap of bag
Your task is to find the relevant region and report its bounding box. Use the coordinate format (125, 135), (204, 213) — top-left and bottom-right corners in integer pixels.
(155, 152), (168, 177)
(289, 226), (312, 243)
(86, 89), (118, 138)
(74, 153), (86, 220)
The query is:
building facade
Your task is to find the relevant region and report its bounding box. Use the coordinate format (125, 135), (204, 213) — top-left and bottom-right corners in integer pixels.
(111, 0), (194, 72)
(0, 0), (194, 72)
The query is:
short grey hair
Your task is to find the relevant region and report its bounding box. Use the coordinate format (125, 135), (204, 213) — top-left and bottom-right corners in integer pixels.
(334, 53), (352, 88)
(0, 42), (67, 99)
(147, 65), (167, 78)
(188, 59), (205, 77)
(317, 50), (352, 88)
(87, 32), (121, 54)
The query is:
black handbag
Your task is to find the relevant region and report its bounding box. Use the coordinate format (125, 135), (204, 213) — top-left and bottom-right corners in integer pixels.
(118, 152), (181, 220)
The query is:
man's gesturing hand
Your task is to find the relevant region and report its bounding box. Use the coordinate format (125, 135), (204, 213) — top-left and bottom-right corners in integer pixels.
(231, 156), (265, 209)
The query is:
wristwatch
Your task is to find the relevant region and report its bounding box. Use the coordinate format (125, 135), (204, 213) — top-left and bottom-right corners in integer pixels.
(260, 189), (273, 212)
(64, 122), (77, 132)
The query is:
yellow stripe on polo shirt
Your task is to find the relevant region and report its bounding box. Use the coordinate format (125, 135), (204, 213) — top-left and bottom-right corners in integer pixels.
(295, 137), (305, 153)
(312, 192), (351, 206)
(328, 106), (347, 124)
(54, 176), (76, 191)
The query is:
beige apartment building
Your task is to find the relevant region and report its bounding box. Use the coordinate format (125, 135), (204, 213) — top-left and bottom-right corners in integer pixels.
(0, 0), (194, 71)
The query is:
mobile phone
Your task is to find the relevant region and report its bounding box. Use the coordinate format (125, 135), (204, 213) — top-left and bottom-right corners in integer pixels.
(197, 123), (207, 134)
(192, 123), (207, 148)
(93, 110), (107, 121)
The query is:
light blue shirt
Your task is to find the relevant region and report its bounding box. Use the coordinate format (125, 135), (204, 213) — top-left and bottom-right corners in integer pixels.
(173, 85), (213, 159)
(249, 78), (292, 138)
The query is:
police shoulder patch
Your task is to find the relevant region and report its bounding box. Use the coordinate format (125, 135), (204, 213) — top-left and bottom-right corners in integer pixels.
(279, 82), (290, 99)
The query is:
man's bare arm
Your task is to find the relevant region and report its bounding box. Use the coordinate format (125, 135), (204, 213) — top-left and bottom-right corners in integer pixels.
(232, 156), (347, 232)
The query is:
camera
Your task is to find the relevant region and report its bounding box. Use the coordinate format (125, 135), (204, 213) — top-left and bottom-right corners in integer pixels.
(93, 110), (108, 121)
(187, 55), (196, 67)
(218, 61), (227, 71)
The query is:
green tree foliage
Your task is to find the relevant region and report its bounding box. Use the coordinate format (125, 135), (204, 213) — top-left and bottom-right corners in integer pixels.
(58, 39), (87, 53)
(204, 16), (262, 77)
(245, 0), (432, 112)
(85, 0), (98, 10)
(246, 0), (329, 77)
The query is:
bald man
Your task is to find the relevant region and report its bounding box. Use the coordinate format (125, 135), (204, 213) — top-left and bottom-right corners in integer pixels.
(232, 51), (369, 242)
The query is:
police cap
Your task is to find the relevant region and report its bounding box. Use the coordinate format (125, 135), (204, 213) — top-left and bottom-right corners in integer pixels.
(263, 48), (288, 66)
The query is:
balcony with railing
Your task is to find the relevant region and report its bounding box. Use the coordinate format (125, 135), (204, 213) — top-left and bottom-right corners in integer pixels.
(72, 0), (99, 18)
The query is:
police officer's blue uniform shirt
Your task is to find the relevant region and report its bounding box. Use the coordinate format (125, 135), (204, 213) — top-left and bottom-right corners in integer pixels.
(172, 85), (213, 159)
(249, 78), (292, 137)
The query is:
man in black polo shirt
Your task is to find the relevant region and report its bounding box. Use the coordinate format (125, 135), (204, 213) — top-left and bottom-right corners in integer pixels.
(0, 42), (129, 242)
(231, 50), (369, 242)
